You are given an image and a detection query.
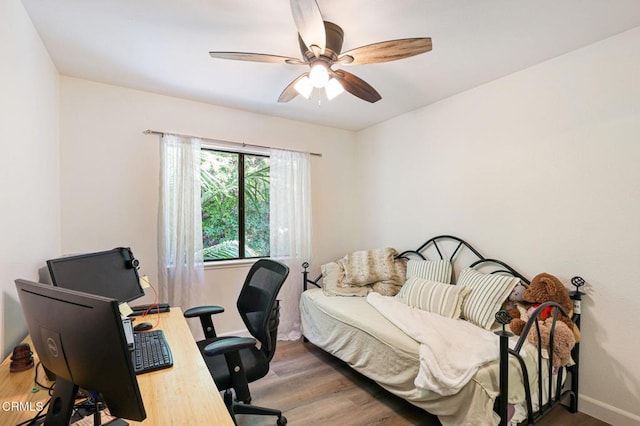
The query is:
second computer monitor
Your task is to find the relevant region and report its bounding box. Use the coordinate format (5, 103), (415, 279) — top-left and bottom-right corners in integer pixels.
(47, 247), (144, 303)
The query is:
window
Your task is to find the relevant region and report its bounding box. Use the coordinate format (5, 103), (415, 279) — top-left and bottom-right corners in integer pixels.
(200, 148), (270, 261)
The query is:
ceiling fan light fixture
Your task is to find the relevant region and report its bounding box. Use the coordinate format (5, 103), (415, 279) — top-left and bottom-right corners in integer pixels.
(294, 75), (313, 99)
(325, 78), (344, 100)
(309, 63), (329, 88)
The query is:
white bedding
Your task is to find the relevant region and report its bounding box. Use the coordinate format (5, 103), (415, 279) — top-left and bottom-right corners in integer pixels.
(366, 292), (501, 396)
(300, 288), (549, 426)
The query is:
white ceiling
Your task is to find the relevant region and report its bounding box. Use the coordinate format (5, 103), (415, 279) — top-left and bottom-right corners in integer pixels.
(22, 0), (640, 131)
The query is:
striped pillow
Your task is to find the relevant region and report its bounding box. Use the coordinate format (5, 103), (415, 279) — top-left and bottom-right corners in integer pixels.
(397, 276), (471, 319)
(406, 259), (452, 283)
(458, 268), (521, 329)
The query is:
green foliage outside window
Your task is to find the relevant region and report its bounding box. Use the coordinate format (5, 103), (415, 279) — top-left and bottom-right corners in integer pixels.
(200, 149), (269, 261)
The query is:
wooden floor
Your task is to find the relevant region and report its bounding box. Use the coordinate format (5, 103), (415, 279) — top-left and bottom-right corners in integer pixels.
(236, 340), (609, 426)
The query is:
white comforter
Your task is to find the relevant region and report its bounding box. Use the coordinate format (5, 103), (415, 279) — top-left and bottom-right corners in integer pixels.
(366, 292), (500, 396)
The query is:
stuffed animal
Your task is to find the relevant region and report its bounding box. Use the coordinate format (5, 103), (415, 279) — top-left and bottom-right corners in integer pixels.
(527, 318), (575, 367)
(503, 282), (527, 312)
(509, 273), (581, 343)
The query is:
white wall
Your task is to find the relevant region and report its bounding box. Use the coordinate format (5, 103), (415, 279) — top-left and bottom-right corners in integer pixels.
(0, 1), (60, 358)
(59, 77), (360, 336)
(356, 27), (640, 424)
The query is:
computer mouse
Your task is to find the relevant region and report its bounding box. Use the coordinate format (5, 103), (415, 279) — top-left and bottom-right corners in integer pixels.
(133, 322), (153, 332)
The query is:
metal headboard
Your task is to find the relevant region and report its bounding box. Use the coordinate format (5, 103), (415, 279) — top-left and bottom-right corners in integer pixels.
(397, 234), (484, 262)
(471, 258), (531, 285)
(303, 235), (530, 289)
(396, 235), (529, 284)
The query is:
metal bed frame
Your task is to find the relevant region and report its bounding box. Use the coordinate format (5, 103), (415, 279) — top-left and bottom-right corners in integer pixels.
(301, 235), (583, 425)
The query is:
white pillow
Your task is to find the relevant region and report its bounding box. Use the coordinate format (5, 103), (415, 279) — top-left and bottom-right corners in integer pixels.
(397, 276), (471, 319)
(406, 259), (452, 283)
(457, 267), (520, 329)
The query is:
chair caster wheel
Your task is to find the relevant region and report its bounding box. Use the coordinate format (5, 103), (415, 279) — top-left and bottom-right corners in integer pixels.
(277, 416), (287, 425)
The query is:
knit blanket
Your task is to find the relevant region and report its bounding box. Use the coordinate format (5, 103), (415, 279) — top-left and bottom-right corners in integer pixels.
(338, 247), (403, 285)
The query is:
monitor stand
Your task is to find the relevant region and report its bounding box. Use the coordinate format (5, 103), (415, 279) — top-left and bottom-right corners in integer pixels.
(45, 378), (78, 426)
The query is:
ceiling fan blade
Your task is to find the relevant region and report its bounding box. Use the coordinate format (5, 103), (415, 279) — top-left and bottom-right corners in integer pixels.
(331, 69), (381, 103)
(338, 38), (432, 65)
(278, 73), (309, 103)
(290, 0), (326, 56)
(209, 52), (306, 65)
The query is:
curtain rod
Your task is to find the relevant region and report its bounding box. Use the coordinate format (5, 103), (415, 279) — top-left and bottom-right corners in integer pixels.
(143, 130), (322, 157)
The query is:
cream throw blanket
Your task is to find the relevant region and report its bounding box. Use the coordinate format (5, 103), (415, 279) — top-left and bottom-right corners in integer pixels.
(367, 292), (500, 396)
(339, 247), (403, 284)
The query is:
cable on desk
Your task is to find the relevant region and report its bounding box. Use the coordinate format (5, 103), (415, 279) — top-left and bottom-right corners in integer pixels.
(15, 398), (50, 426)
(139, 280), (161, 329)
(14, 363), (54, 426)
(33, 362), (53, 392)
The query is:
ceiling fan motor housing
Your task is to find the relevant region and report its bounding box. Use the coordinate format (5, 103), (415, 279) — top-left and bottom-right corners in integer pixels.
(299, 21), (344, 63)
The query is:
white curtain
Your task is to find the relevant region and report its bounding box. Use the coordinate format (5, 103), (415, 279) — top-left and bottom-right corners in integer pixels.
(158, 134), (205, 310)
(270, 148), (312, 340)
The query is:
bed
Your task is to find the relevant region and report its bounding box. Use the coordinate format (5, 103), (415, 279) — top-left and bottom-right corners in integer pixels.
(299, 235), (582, 425)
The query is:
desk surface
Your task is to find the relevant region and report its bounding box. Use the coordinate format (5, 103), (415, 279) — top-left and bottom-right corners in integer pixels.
(0, 307), (234, 425)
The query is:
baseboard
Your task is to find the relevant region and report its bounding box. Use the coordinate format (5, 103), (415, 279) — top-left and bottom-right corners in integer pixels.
(580, 394), (640, 426)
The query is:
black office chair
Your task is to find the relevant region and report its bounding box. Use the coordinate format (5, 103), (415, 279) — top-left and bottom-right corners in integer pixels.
(184, 258), (289, 426)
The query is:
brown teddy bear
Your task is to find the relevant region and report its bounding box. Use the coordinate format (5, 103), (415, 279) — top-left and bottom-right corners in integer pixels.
(527, 318), (575, 367)
(509, 272), (581, 343)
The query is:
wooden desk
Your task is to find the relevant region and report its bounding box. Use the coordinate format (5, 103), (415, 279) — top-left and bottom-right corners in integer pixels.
(0, 308), (234, 425)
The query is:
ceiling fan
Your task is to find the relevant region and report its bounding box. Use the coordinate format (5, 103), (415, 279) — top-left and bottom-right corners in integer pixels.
(209, 0), (432, 103)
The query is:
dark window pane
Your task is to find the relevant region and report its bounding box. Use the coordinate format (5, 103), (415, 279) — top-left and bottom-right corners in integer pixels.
(200, 150), (239, 260)
(244, 155), (270, 257)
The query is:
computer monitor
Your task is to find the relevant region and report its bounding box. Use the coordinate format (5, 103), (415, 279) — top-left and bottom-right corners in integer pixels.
(47, 247), (144, 303)
(15, 279), (146, 425)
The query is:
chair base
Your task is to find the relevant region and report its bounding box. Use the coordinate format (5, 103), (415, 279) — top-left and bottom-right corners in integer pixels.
(224, 390), (287, 425)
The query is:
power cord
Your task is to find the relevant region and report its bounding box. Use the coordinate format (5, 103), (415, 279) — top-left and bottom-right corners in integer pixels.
(33, 362), (54, 392)
(14, 362), (55, 425)
(15, 398), (49, 426)
(138, 280), (161, 329)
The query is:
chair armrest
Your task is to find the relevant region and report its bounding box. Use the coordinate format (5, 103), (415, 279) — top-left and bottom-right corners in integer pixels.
(203, 337), (256, 357)
(184, 306), (225, 339)
(183, 305), (224, 318)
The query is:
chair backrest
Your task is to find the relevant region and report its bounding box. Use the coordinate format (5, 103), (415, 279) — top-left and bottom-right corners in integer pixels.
(237, 259), (289, 359)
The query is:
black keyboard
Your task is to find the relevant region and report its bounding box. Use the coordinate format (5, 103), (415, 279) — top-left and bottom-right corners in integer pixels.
(132, 330), (173, 374)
